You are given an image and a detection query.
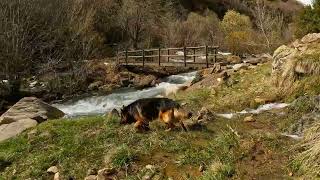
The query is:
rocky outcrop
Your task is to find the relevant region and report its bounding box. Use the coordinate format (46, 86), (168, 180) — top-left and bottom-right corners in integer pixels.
(0, 97), (64, 142)
(272, 33), (320, 86)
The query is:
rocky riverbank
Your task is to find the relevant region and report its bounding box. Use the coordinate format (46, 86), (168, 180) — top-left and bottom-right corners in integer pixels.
(0, 61), (193, 116)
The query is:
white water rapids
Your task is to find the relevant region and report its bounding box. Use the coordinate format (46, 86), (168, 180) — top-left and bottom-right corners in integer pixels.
(53, 71), (197, 117)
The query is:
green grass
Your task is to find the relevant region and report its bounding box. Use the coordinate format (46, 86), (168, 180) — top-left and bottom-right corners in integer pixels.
(176, 63), (282, 112)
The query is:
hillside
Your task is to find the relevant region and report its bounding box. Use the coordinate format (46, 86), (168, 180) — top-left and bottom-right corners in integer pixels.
(1, 33), (320, 179)
(179, 0), (303, 20)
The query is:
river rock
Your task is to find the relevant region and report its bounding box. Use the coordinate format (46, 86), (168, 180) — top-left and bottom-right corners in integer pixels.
(254, 98), (268, 105)
(133, 75), (157, 89)
(244, 116), (255, 123)
(47, 166), (59, 174)
(0, 97), (64, 142)
(244, 54), (272, 65)
(226, 55), (242, 64)
(98, 84), (120, 93)
(232, 63), (249, 71)
(88, 81), (103, 91)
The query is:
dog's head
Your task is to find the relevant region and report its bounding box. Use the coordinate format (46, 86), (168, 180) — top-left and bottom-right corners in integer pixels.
(120, 106), (135, 124)
(174, 108), (193, 119)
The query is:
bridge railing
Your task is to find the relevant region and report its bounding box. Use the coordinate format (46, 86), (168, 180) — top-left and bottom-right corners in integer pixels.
(117, 45), (219, 68)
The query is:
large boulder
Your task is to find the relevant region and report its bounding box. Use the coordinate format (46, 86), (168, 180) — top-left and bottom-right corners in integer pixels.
(0, 97), (64, 142)
(272, 33), (320, 86)
(133, 75), (157, 89)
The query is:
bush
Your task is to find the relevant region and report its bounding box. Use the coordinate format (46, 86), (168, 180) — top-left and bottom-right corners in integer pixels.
(163, 10), (222, 47)
(220, 10), (253, 54)
(0, 0), (103, 79)
(295, 0), (320, 37)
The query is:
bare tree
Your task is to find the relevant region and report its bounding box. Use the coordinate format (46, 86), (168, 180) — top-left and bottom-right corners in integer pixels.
(252, 0), (284, 52)
(118, 0), (154, 48)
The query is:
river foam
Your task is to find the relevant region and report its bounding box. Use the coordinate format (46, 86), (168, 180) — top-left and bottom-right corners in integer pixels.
(53, 71), (196, 117)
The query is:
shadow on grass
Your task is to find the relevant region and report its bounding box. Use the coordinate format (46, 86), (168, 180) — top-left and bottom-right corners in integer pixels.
(0, 158), (12, 172)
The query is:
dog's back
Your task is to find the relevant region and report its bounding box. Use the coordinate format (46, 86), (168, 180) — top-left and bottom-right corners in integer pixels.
(120, 98), (191, 131)
(125, 98), (180, 120)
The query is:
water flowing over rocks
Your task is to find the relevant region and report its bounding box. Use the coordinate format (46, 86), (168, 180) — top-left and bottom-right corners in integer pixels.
(53, 72), (197, 117)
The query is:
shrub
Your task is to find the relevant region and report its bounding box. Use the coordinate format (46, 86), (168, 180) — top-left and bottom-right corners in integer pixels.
(163, 10), (222, 47)
(0, 0), (103, 79)
(295, 0), (320, 37)
(220, 10), (253, 54)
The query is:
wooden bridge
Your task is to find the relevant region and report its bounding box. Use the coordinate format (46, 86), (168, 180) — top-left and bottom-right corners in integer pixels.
(117, 45), (220, 68)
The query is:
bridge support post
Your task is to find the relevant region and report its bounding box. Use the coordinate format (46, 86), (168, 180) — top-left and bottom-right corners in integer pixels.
(193, 48), (196, 62)
(125, 49), (128, 65)
(214, 47), (217, 63)
(158, 48), (161, 66)
(205, 45), (209, 68)
(184, 47), (187, 67)
(142, 49), (145, 67)
(167, 49), (170, 62)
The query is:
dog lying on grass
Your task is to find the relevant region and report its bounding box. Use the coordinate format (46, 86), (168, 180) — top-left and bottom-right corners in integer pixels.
(120, 98), (192, 131)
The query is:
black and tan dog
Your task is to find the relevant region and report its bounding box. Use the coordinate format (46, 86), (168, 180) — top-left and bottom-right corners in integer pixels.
(120, 98), (192, 131)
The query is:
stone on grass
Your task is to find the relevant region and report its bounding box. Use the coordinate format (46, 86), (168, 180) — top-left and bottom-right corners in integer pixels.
(97, 168), (117, 180)
(0, 119), (38, 142)
(145, 164), (155, 170)
(85, 175), (97, 180)
(0, 97), (64, 142)
(244, 116), (255, 123)
(54, 172), (60, 180)
(47, 166), (59, 174)
(87, 168), (98, 176)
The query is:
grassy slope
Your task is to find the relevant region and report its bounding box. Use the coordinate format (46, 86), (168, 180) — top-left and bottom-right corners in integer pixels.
(1, 63), (320, 179)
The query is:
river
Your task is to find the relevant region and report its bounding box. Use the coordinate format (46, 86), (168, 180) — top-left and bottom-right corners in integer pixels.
(53, 71), (197, 117)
